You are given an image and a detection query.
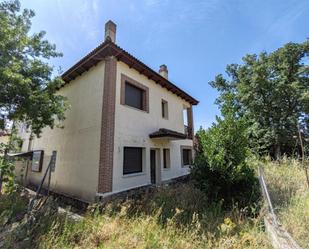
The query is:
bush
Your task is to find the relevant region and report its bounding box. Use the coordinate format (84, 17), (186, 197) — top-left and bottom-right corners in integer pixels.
(191, 111), (260, 207)
(0, 188), (28, 226)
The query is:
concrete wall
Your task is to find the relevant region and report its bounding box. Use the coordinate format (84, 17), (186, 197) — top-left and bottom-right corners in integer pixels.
(17, 61), (105, 202)
(110, 61), (193, 194)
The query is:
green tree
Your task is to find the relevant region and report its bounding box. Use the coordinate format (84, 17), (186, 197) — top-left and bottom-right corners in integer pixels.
(211, 40), (309, 158)
(0, 0), (67, 137)
(0, 0), (68, 195)
(192, 94), (258, 206)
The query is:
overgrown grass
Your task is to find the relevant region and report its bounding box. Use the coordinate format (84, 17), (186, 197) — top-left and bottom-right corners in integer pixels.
(263, 157), (309, 248)
(35, 183), (270, 249)
(3, 158), (309, 248)
(0, 188), (29, 226)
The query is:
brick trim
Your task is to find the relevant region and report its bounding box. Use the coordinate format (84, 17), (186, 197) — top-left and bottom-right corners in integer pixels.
(120, 74), (149, 113)
(98, 56), (117, 193)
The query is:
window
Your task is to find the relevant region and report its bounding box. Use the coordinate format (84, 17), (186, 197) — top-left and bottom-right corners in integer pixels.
(183, 107), (193, 139)
(31, 150), (44, 172)
(161, 100), (168, 119)
(121, 74), (149, 112)
(123, 147), (143, 174)
(125, 82), (144, 110)
(163, 148), (170, 169)
(182, 148), (192, 166)
(183, 108), (188, 126)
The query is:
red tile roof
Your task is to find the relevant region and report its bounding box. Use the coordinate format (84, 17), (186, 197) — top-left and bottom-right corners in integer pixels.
(149, 128), (187, 139)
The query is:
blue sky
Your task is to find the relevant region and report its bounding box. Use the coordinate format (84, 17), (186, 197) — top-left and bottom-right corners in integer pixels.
(19, 0), (309, 129)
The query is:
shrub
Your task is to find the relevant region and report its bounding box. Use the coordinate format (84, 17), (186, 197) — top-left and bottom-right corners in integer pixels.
(0, 142), (16, 194)
(191, 104), (260, 207)
(0, 188), (28, 226)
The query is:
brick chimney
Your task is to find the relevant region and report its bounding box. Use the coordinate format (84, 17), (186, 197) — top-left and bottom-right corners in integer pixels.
(159, 64), (168, 79)
(105, 20), (116, 43)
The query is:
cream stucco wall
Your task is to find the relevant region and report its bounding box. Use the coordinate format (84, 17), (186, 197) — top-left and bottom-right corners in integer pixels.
(110, 61), (193, 194)
(17, 61), (105, 202)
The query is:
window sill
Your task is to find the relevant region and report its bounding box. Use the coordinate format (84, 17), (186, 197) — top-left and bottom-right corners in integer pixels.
(122, 172), (146, 178)
(122, 104), (148, 113)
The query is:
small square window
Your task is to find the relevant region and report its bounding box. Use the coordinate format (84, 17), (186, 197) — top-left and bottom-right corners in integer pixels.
(123, 147), (143, 175)
(182, 148), (192, 166)
(161, 100), (168, 119)
(163, 148), (170, 169)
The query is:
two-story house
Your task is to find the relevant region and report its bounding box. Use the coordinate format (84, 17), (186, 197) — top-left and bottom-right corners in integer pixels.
(17, 21), (198, 202)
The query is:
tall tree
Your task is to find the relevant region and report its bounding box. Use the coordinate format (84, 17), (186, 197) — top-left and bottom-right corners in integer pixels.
(211, 40), (309, 158)
(0, 0), (67, 137)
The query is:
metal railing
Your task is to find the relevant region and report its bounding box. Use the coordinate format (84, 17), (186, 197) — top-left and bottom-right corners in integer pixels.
(28, 151), (57, 211)
(184, 125), (193, 139)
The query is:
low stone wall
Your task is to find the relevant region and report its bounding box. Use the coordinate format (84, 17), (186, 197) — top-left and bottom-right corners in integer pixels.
(96, 174), (190, 204)
(25, 175), (190, 212)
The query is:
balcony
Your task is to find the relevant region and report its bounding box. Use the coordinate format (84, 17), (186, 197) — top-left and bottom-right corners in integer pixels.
(184, 125), (193, 139)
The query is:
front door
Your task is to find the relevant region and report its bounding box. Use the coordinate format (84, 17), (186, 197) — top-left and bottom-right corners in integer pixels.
(150, 149), (156, 184)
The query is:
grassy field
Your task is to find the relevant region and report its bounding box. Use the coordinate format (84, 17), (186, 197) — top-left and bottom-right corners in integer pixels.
(263, 158), (309, 248)
(1, 182), (270, 249)
(34, 182), (270, 249)
(2, 158), (308, 248)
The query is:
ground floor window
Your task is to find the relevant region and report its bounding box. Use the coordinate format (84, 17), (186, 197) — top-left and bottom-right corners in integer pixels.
(163, 148), (170, 169)
(181, 147), (192, 166)
(123, 147), (143, 174)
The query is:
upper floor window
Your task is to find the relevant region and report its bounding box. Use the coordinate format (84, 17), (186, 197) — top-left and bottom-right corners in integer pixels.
(121, 74), (149, 112)
(161, 99), (168, 119)
(125, 82), (144, 110)
(183, 108), (188, 126)
(183, 106), (193, 139)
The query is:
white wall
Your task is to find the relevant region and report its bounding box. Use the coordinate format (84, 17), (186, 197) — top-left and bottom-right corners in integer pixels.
(18, 61), (105, 201)
(111, 61), (193, 194)
(16, 58), (195, 200)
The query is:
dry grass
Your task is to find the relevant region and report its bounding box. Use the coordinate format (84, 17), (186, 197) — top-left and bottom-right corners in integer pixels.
(36, 183), (270, 249)
(4, 158), (309, 248)
(263, 157), (309, 248)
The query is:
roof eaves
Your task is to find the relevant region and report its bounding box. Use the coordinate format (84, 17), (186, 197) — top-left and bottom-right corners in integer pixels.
(60, 41), (199, 105)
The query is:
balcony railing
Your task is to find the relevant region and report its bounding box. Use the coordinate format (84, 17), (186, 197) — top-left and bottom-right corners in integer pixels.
(184, 125), (193, 139)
